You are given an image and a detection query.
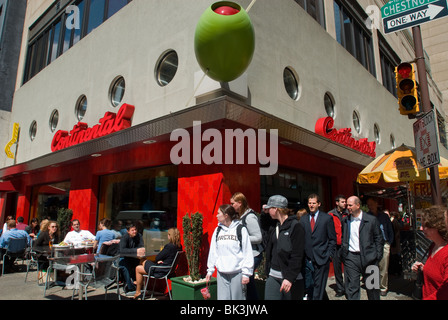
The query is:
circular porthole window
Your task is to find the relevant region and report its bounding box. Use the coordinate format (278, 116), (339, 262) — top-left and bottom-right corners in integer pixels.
(49, 109), (59, 132)
(29, 121), (37, 141)
(283, 67), (299, 100)
(390, 134), (396, 149)
(110, 77), (125, 107)
(374, 123), (381, 144)
(353, 111), (361, 134)
(75, 95), (87, 121)
(324, 93), (335, 118)
(156, 50), (178, 87)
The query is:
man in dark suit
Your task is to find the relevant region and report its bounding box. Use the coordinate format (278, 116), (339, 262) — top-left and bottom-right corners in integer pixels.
(341, 196), (384, 300)
(300, 194), (336, 300)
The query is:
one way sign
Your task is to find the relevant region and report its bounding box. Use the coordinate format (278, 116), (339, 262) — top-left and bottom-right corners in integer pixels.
(382, 0), (448, 34)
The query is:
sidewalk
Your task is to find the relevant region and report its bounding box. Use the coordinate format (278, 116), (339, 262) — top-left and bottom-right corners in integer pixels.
(0, 262), (415, 300)
(326, 274), (414, 300)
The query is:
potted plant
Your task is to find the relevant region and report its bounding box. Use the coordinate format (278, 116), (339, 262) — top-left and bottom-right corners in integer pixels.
(171, 212), (217, 300)
(57, 208), (73, 240)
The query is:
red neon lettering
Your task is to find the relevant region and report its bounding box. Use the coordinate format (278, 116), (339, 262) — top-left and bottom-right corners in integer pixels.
(315, 117), (376, 157)
(51, 104), (135, 152)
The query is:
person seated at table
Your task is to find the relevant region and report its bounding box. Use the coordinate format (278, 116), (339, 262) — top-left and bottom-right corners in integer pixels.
(119, 223), (145, 294)
(32, 220), (61, 271)
(0, 220), (31, 272)
(63, 219), (96, 246)
(94, 218), (116, 253)
(34, 220), (60, 247)
(16, 216), (28, 231)
(133, 227), (182, 299)
(25, 218), (40, 240)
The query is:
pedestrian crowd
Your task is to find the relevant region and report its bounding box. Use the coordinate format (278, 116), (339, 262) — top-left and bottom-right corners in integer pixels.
(205, 192), (448, 301)
(1, 192), (447, 301)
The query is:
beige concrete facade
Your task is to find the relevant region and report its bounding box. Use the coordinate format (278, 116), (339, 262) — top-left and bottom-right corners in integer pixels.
(2, 0), (448, 169)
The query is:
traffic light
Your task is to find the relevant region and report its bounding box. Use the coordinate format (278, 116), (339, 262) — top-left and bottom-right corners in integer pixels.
(395, 62), (419, 115)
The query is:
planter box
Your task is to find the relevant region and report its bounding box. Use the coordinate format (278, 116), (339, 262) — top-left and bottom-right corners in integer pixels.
(171, 276), (217, 300)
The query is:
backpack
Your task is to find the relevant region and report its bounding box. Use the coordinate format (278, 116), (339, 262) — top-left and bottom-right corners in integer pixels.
(216, 224), (245, 250)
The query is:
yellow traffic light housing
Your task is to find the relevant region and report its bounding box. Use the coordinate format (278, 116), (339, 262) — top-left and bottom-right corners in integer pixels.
(395, 62), (419, 115)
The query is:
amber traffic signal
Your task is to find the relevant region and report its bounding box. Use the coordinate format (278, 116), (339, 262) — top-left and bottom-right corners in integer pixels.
(395, 62), (419, 115)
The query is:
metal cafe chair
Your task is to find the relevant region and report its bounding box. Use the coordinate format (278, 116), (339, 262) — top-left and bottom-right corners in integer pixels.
(1, 237), (28, 276)
(43, 245), (76, 297)
(72, 255), (121, 300)
(25, 244), (41, 283)
(142, 251), (185, 300)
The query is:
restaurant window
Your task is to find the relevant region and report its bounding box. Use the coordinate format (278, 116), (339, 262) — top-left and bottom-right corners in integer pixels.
(324, 92), (335, 118)
(261, 167), (332, 213)
(110, 76), (125, 107)
(29, 120), (37, 141)
(156, 50), (179, 87)
(390, 134), (396, 149)
(294, 0), (326, 28)
(98, 165), (178, 255)
(353, 110), (360, 134)
(333, 0), (375, 76)
(23, 0), (132, 84)
(283, 67), (300, 101)
(75, 95), (88, 121)
(374, 123), (381, 144)
(49, 109), (59, 132)
(30, 182), (71, 222)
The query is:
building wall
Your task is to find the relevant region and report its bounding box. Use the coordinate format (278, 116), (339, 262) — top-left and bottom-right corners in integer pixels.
(422, 20), (448, 114)
(6, 0), (447, 170)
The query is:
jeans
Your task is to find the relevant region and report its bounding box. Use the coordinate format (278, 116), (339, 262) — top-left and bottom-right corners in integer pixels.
(119, 257), (139, 291)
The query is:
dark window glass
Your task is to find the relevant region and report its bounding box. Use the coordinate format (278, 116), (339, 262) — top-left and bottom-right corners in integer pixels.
(334, 1), (375, 76)
(87, 0), (106, 34)
(294, 0), (325, 28)
(73, 0), (85, 45)
(62, 16), (73, 53)
(107, 0), (128, 18)
(50, 20), (62, 62)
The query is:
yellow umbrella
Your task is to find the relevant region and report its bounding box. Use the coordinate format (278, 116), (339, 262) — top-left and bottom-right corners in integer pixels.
(357, 144), (448, 184)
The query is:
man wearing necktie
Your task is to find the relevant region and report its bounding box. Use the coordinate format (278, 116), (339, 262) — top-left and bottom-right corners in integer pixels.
(300, 194), (336, 300)
(341, 196), (384, 300)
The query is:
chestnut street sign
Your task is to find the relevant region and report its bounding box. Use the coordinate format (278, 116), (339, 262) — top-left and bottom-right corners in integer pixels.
(382, 0), (448, 34)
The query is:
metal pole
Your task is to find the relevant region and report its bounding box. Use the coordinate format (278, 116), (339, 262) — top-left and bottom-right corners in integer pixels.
(412, 26), (443, 206)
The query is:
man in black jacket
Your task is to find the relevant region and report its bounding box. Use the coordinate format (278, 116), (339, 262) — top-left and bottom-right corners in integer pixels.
(119, 223), (145, 294)
(341, 196), (384, 300)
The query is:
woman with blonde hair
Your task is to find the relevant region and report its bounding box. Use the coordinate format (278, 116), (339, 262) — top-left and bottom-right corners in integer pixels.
(133, 227), (182, 299)
(412, 206), (448, 300)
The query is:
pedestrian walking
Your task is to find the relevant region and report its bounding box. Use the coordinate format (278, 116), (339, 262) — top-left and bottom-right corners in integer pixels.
(341, 196), (383, 300)
(206, 204), (254, 300)
(327, 194), (348, 297)
(412, 206), (448, 300)
(299, 194), (336, 300)
(263, 195), (305, 300)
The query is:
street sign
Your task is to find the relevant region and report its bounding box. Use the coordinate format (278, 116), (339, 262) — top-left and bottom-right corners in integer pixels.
(382, 0), (448, 34)
(413, 110), (440, 169)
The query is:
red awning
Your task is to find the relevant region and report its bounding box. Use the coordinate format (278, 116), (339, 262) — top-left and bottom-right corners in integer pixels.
(0, 181), (15, 192)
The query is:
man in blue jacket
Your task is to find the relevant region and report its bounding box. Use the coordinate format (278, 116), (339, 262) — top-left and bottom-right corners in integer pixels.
(0, 219), (31, 272)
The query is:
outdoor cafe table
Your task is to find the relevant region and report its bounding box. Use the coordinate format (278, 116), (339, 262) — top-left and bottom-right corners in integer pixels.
(48, 253), (107, 300)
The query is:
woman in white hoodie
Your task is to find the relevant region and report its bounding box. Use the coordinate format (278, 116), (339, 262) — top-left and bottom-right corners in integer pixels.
(206, 204), (254, 300)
